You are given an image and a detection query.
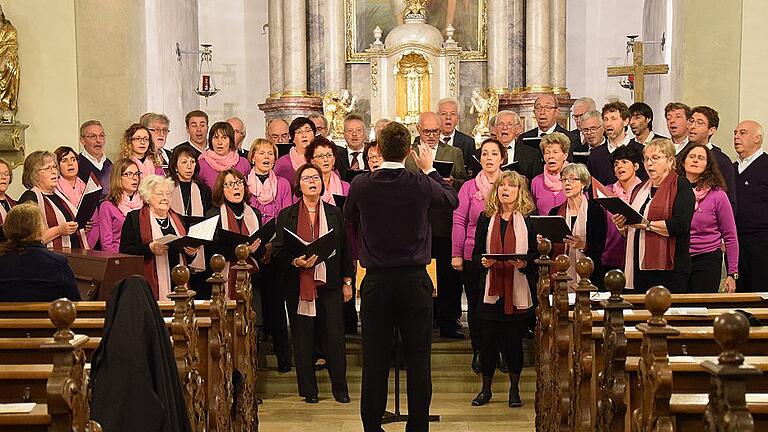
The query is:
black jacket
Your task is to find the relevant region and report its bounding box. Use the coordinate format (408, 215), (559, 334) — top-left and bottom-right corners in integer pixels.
(0, 242), (81, 302)
(414, 130), (476, 176)
(548, 199), (608, 288)
(90, 276), (191, 432)
(272, 202), (354, 301)
(335, 145), (370, 182)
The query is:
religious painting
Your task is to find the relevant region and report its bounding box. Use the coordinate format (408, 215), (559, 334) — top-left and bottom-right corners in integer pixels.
(345, 0), (487, 63)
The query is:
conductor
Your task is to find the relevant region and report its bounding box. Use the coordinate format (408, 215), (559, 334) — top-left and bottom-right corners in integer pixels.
(345, 122), (459, 432)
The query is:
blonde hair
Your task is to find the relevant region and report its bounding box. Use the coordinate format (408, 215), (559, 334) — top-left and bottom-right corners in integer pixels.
(21, 151), (56, 189)
(644, 138), (677, 169)
(484, 170), (535, 217)
(540, 132), (571, 155)
(247, 138), (278, 163)
(561, 163), (591, 185)
(0, 202), (45, 255)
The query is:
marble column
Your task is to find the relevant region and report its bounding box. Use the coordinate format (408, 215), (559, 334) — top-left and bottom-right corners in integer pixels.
(550, 0), (567, 93)
(325, 0), (346, 92)
(525, 0), (552, 90)
(282, 0), (308, 96)
(267, 0), (284, 97)
(487, 0), (509, 91)
(508, 0), (525, 89)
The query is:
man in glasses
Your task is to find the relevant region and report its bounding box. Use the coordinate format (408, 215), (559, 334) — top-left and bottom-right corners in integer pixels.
(517, 94), (574, 158)
(336, 114), (369, 182)
(77, 119), (113, 198)
(570, 97), (596, 148)
(679, 105), (736, 208)
(587, 101), (647, 185)
(140, 112), (172, 168)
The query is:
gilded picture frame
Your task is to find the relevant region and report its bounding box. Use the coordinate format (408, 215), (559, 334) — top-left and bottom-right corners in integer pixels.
(345, 0), (488, 63)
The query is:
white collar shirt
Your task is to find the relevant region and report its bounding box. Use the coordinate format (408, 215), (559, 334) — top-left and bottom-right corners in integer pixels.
(80, 150), (106, 171)
(607, 133), (631, 154)
(737, 149), (765, 174)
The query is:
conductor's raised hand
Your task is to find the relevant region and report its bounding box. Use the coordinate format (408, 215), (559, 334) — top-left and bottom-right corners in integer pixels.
(412, 141), (434, 173)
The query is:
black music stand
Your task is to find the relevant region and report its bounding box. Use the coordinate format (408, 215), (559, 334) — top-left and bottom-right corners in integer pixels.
(381, 328), (440, 425)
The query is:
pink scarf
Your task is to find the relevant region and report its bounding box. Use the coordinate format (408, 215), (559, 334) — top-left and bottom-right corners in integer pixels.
(483, 212), (532, 313)
(693, 184), (711, 210)
(201, 149), (240, 172)
(32, 187), (89, 250)
(170, 182), (204, 216)
(289, 147), (306, 170)
(248, 169), (279, 205)
(543, 163), (568, 193)
(117, 193), (143, 215)
(611, 177), (642, 203)
(321, 171), (344, 206)
(473, 171), (493, 201)
(56, 177), (86, 207)
(132, 156), (159, 179)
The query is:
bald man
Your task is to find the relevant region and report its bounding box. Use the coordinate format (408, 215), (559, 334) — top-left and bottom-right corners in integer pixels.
(733, 120), (768, 292)
(517, 94), (574, 158)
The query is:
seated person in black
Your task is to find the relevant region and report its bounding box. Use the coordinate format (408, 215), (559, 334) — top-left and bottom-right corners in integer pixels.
(0, 202), (80, 301)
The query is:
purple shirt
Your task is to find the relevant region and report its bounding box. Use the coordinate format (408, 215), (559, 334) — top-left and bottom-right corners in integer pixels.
(97, 200), (126, 253)
(451, 179), (486, 260)
(197, 156), (252, 190)
(248, 175), (294, 223)
(274, 155), (297, 183)
(531, 174), (566, 216)
(689, 188), (739, 274)
(601, 184), (628, 269)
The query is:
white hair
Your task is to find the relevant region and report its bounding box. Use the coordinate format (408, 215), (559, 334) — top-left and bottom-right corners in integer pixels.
(138, 175), (174, 203)
(572, 97), (596, 112)
(494, 110), (521, 126)
(437, 97), (460, 111)
(581, 110), (603, 125)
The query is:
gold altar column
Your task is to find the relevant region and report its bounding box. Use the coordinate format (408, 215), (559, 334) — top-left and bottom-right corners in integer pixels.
(325, 0), (346, 92)
(525, 0), (552, 91)
(282, 0), (308, 96)
(267, 0), (284, 97)
(487, 0), (509, 92)
(551, 0), (567, 94)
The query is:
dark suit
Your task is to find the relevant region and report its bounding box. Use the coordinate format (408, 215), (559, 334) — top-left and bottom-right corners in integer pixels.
(415, 130), (476, 176)
(272, 202), (354, 399)
(335, 144), (369, 182)
(587, 140), (648, 185)
(517, 124), (575, 160)
(507, 141), (544, 181)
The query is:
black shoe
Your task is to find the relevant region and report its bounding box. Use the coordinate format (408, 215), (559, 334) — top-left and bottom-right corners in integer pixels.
(333, 392), (351, 403)
(508, 390), (522, 408)
(471, 390), (492, 406)
(304, 395), (319, 404)
(440, 328), (465, 339)
(277, 363), (291, 373)
(471, 352), (481, 374)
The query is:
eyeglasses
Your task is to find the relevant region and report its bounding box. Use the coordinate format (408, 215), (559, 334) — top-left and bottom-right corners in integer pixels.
(644, 155), (668, 164)
(367, 154), (382, 162)
(312, 152), (334, 160)
(688, 119), (708, 127)
(153, 191), (173, 198)
(0, 172), (10, 179)
(420, 128), (440, 136)
(83, 133), (106, 140)
(131, 137), (150, 143)
(581, 126), (603, 134)
(496, 122), (518, 130)
(177, 160), (196, 167)
(534, 105), (557, 112)
(39, 165), (59, 174)
(300, 174), (321, 183)
(560, 177), (581, 183)
(121, 171), (141, 179)
(269, 133), (290, 141)
(148, 128), (170, 135)
(223, 180), (244, 189)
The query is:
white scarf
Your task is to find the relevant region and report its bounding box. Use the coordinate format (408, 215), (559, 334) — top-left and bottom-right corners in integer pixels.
(564, 197), (589, 289)
(483, 212), (532, 309)
(32, 187), (89, 249)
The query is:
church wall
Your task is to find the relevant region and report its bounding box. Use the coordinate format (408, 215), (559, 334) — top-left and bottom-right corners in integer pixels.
(678, 0), (742, 158)
(738, 0), (768, 130)
(4, 0), (80, 198)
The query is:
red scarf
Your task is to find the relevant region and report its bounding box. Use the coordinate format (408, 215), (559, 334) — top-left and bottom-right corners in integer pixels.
(643, 172), (678, 269)
(486, 213), (531, 314)
(220, 202), (261, 296)
(32, 188), (89, 250)
(138, 205), (187, 300)
(297, 200), (321, 305)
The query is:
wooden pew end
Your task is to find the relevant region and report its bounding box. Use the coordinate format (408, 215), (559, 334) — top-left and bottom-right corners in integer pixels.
(49, 299), (76, 342)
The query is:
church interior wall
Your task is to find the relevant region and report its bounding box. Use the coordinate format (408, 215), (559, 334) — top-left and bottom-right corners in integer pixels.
(4, 0), (80, 198)
(738, 0), (768, 133)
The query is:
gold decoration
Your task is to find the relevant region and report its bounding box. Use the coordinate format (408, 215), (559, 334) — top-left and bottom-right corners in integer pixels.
(323, 90), (358, 140)
(0, 5), (19, 119)
(370, 58), (379, 96)
(394, 53), (431, 124)
(469, 88), (498, 139)
(448, 57), (457, 96)
(403, 0), (428, 16)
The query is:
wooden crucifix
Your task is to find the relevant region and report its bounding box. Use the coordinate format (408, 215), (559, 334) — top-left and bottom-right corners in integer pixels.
(607, 37), (669, 103)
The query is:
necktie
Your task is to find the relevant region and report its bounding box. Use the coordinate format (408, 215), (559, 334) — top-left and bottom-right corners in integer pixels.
(539, 132), (546, 138)
(442, 137), (451, 146)
(350, 152), (361, 170)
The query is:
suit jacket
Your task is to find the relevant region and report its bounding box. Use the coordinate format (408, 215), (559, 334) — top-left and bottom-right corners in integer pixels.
(517, 124), (574, 159)
(508, 141), (544, 182)
(415, 130), (476, 176)
(405, 143), (467, 237)
(335, 144), (370, 182)
(548, 199), (607, 288)
(272, 202), (354, 302)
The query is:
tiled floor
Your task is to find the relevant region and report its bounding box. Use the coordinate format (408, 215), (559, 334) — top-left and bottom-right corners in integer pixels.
(258, 371), (536, 431)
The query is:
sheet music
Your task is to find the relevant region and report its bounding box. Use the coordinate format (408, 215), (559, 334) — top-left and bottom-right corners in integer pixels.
(188, 215), (218, 241)
(154, 234), (179, 245)
(77, 175), (102, 208)
(667, 307), (709, 316)
(0, 403), (36, 414)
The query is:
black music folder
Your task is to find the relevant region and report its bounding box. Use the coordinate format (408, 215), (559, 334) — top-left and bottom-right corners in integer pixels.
(595, 197), (644, 225)
(156, 215), (219, 250)
(218, 218), (277, 249)
(530, 215), (573, 243)
(282, 227), (336, 263)
(74, 177), (103, 229)
(434, 160), (454, 178)
(481, 253), (529, 261)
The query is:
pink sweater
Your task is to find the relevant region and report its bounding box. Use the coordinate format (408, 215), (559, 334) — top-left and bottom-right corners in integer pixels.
(248, 175), (294, 223)
(97, 201), (126, 253)
(451, 179), (487, 260)
(197, 156), (251, 190)
(531, 174), (566, 216)
(273, 155), (297, 183)
(689, 188), (739, 274)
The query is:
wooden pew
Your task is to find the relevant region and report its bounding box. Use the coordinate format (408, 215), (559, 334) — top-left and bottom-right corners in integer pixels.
(534, 238), (556, 431)
(0, 299), (101, 431)
(230, 245), (259, 432)
(609, 292), (768, 310)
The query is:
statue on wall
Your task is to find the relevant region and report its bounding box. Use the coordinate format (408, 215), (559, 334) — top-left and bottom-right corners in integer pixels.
(323, 89), (358, 140)
(470, 88), (498, 140)
(0, 4), (19, 123)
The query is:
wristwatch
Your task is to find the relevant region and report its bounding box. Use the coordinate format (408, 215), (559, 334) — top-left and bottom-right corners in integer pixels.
(728, 273), (739, 280)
